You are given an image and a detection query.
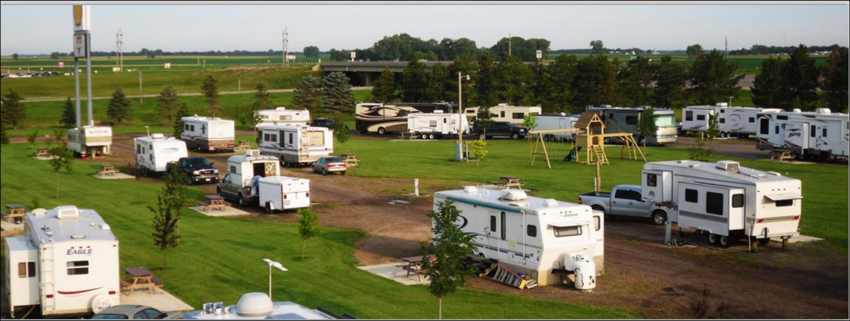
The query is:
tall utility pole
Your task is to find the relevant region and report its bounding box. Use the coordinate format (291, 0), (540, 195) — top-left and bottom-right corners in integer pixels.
(282, 27), (289, 66)
(508, 33), (512, 57)
(725, 36), (728, 55)
(116, 28), (123, 72)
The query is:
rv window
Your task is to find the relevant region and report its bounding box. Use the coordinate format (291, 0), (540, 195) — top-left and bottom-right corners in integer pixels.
(527, 225), (537, 237)
(705, 192), (724, 215)
(775, 126), (779, 135)
(67, 260), (89, 275)
(230, 166), (237, 174)
(201, 125), (206, 135)
(443, 118), (447, 124)
(685, 111), (693, 121)
(647, 174), (657, 187)
(594, 216), (601, 231)
(430, 120), (437, 127)
(500, 111), (505, 118)
(732, 194), (744, 208)
(811, 126), (817, 137)
(264, 133), (270, 142)
(749, 117), (755, 123)
(554, 225), (582, 237)
(822, 128), (827, 137)
(501, 212), (506, 240)
(190, 125), (195, 132)
(149, 154), (153, 162)
(775, 200), (793, 207)
(685, 189), (698, 203)
(289, 133), (294, 144)
(719, 118), (725, 124)
(697, 115), (706, 121)
(777, 115), (788, 120)
(760, 119), (769, 134)
(512, 113), (524, 120)
(17, 262), (35, 278)
(625, 116), (638, 125)
(136, 144), (140, 154)
(185, 124), (189, 131)
(490, 216), (496, 232)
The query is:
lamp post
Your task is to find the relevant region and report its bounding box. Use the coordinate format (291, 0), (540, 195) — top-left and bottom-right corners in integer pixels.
(457, 72), (470, 162)
(145, 125), (150, 137)
(263, 258), (287, 301)
(728, 96), (733, 107)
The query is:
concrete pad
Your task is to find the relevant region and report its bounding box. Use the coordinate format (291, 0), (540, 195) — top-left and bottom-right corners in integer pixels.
(0, 220), (24, 236)
(32, 156), (58, 161)
(358, 262), (430, 286)
(92, 173), (136, 180)
(120, 288), (194, 313)
(770, 234), (823, 243)
(188, 206), (250, 217)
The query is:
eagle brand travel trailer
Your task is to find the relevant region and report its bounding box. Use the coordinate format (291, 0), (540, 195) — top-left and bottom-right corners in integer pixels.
(67, 126), (112, 158)
(534, 113), (581, 141)
(682, 104), (782, 138)
(256, 124), (333, 166)
(257, 107), (311, 126)
(465, 103), (543, 126)
(181, 116), (236, 152)
(355, 102), (454, 135)
(180, 292), (352, 319)
(755, 108), (849, 159)
(641, 160), (803, 248)
(407, 111), (470, 139)
(134, 133), (189, 175)
(434, 187), (604, 289)
(4, 206), (120, 318)
(218, 150), (281, 207)
(258, 176), (311, 214)
(586, 105), (678, 145)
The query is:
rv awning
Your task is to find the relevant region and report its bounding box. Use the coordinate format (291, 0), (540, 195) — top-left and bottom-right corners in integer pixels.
(548, 221), (586, 228)
(765, 193), (804, 201)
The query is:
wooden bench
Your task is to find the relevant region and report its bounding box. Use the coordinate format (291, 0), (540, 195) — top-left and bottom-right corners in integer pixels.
(198, 197), (231, 212)
(341, 153), (359, 166)
(33, 148), (49, 158)
(770, 150), (796, 161)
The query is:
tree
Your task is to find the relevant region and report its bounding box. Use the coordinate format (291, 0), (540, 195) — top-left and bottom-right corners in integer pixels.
(149, 166), (187, 270)
(297, 207), (322, 260)
(26, 129), (39, 146)
(523, 113), (537, 132)
(48, 130), (73, 199)
(779, 44), (820, 111)
(155, 85), (181, 125)
(2, 89), (26, 129)
(590, 40), (605, 55)
(201, 75), (220, 117)
(0, 125), (8, 146)
(292, 76), (323, 120)
(653, 55), (689, 108)
(469, 139), (487, 167)
(572, 55), (618, 110)
(688, 50), (743, 105)
(821, 47), (848, 112)
(321, 72), (355, 115)
(303, 46), (320, 58)
(474, 52), (498, 108)
(106, 88), (132, 125)
(638, 107), (659, 148)
(618, 57), (657, 106)
(542, 54), (578, 112)
(60, 97), (76, 128)
(50, 52), (60, 59)
(445, 55), (477, 108)
(401, 58), (428, 102)
(751, 58), (784, 108)
(686, 44), (704, 59)
(12, 53), (18, 60)
(173, 102), (189, 138)
(426, 63), (449, 102)
(495, 56), (533, 105)
(371, 68), (396, 102)
(419, 200), (475, 319)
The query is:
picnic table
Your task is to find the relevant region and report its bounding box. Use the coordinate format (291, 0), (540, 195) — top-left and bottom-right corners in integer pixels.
(397, 255), (434, 281)
(341, 153), (359, 166)
(398, 132), (418, 140)
(198, 194), (231, 212)
(3, 204), (25, 224)
(97, 164), (120, 176)
(33, 148), (49, 158)
(120, 267), (164, 294)
(499, 175), (525, 189)
(235, 140), (252, 151)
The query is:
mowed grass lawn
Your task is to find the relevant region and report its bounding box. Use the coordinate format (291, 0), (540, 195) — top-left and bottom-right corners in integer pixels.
(0, 143), (634, 319)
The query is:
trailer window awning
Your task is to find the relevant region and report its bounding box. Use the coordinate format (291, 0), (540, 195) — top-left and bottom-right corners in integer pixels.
(548, 221), (584, 228)
(765, 193), (803, 201)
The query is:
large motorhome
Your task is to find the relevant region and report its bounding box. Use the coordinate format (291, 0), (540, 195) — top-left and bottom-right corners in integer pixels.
(465, 103), (542, 126)
(68, 126), (112, 158)
(407, 111), (470, 139)
(257, 107), (311, 126)
(641, 160), (803, 248)
(134, 133), (189, 175)
(534, 113), (581, 141)
(755, 108), (849, 159)
(682, 103), (782, 138)
(355, 102), (454, 135)
(5, 206), (120, 318)
(256, 124), (333, 166)
(434, 186), (604, 288)
(586, 105), (678, 145)
(181, 116), (236, 152)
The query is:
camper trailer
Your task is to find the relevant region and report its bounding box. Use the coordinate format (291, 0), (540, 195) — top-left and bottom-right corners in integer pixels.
(534, 113), (581, 141)
(134, 133), (189, 175)
(180, 292), (351, 319)
(256, 124), (333, 166)
(257, 107), (311, 126)
(181, 116), (236, 152)
(465, 103), (542, 126)
(68, 126), (112, 158)
(682, 104), (782, 138)
(4, 206), (120, 318)
(755, 108), (849, 159)
(434, 186), (604, 288)
(586, 105), (678, 145)
(355, 102), (455, 135)
(681, 104), (723, 133)
(258, 176), (311, 214)
(641, 160), (803, 248)
(407, 111), (470, 139)
(218, 150), (281, 207)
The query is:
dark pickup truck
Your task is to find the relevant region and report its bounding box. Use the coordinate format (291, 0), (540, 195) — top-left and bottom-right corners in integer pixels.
(473, 121), (528, 140)
(166, 156), (219, 184)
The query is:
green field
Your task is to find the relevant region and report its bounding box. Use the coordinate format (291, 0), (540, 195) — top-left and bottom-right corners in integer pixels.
(0, 55), (326, 71)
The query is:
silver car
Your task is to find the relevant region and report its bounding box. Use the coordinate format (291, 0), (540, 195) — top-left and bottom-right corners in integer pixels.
(91, 305), (180, 319)
(311, 156), (347, 175)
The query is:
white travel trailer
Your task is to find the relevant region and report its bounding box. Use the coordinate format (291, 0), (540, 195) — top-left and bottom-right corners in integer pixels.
(641, 160), (803, 248)
(586, 105), (678, 145)
(755, 108), (849, 159)
(4, 206), (120, 318)
(407, 111), (470, 139)
(218, 150), (282, 207)
(681, 104), (723, 133)
(181, 116), (236, 152)
(434, 186), (604, 288)
(134, 133), (189, 175)
(258, 176), (311, 214)
(465, 103), (542, 126)
(682, 104), (782, 138)
(534, 113), (581, 141)
(257, 107), (311, 126)
(180, 292), (350, 319)
(256, 124), (333, 166)
(68, 126), (112, 158)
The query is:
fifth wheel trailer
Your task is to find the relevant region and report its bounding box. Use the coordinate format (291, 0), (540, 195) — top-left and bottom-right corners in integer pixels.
(67, 126), (112, 158)
(682, 104), (782, 138)
(755, 108), (849, 160)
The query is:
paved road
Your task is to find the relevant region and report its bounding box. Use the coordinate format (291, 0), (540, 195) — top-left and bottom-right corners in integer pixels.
(22, 86), (374, 103)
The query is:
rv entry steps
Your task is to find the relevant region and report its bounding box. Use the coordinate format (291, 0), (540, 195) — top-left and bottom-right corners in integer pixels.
(484, 262), (537, 289)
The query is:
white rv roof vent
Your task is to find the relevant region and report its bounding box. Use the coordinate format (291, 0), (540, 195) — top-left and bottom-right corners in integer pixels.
(601, 104), (612, 108)
(559, 112), (566, 116)
(55, 206), (80, 219)
(716, 161), (740, 172)
(235, 292), (273, 317)
(816, 108), (831, 115)
(275, 107), (287, 110)
(497, 103), (508, 107)
(543, 199), (559, 207)
(70, 235), (85, 239)
(792, 108), (802, 113)
(246, 150), (260, 157)
(463, 186), (479, 194)
(151, 133), (165, 139)
(501, 189), (528, 201)
(677, 160), (690, 164)
(101, 223), (111, 230)
(32, 208), (47, 216)
(716, 102), (728, 107)
(433, 110), (444, 113)
(766, 171), (782, 177)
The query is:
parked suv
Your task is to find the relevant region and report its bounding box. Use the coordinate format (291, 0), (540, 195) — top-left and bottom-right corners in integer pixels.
(473, 121), (528, 139)
(166, 156), (219, 184)
(311, 118), (335, 130)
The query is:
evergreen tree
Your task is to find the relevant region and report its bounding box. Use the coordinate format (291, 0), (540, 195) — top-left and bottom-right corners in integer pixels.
(0, 125), (8, 145)
(752, 58), (784, 108)
(543, 54), (578, 112)
(686, 44), (704, 59)
(780, 45), (820, 111)
(155, 85), (181, 125)
(201, 75), (220, 117)
(371, 68), (396, 102)
(401, 58), (428, 102)
(445, 54), (478, 108)
(474, 52), (498, 108)
(292, 76), (323, 120)
(298, 207), (322, 260)
(173, 102), (189, 138)
(617, 57), (657, 107)
(426, 63), (449, 102)
(495, 56), (532, 105)
(60, 97), (76, 128)
(2, 89), (26, 129)
(321, 72), (355, 115)
(688, 50), (743, 105)
(821, 47), (849, 112)
(653, 55), (689, 108)
(149, 166), (187, 270)
(573, 55), (618, 111)
(106, 88), (132, 125)
(638, 107), (659, 147)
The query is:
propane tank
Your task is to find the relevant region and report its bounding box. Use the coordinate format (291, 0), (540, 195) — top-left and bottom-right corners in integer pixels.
(572, 257), (597, 291)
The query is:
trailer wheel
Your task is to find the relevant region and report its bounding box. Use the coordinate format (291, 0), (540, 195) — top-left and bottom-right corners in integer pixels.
(651, 210), (667, 225)
(265, 202), (273, 214)
(757, 238), (771, 246)
(719, 235), (732, 248)
(377, 127), (386, 135)
(707, 233), (718, 245)
(428, 134), (435, 140)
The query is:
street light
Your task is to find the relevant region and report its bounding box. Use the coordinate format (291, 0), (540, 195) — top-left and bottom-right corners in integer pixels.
(144, 126), (150, 137)
(729, 96), (733, 107)
(457, 72), (470, 162)
(262, 258), (287, 301)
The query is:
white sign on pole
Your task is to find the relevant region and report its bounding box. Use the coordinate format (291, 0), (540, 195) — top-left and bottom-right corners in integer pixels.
(536, 50), (543, 59)
(350, 51), (356, 60)
(286, 55), (296, 61)
(73, 5), (91, 31)
(73, 33), (87, 58)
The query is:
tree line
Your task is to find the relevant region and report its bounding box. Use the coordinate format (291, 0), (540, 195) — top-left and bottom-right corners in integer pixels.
(326, 34), (551, 63)
(730, 44), (843, 56)
(752, 45), (848, 111)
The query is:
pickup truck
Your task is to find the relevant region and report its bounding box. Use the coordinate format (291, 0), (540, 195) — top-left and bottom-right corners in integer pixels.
(166, 156), (219, 184)
(473, 121), (528, 140)
(578, 185), (670, 225)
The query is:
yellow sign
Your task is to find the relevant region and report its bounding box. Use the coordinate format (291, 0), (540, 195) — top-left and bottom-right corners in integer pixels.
(73, 5), (83, 27)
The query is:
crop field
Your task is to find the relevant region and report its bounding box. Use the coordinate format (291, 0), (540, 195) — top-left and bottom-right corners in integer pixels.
(0, 55), (326, 71)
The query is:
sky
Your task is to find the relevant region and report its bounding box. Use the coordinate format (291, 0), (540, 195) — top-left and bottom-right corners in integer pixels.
(1, 2), (848, 56)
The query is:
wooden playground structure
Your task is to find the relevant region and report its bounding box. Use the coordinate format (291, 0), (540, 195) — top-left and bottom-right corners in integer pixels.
(530, 112), (646, 169)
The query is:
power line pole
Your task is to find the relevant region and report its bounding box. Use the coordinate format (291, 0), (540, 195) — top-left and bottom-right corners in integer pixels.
(116, 27), (123, 72)
(725, 36), (728, 55)
(282, 27), (289, 66)
(508, 33), (512, 57)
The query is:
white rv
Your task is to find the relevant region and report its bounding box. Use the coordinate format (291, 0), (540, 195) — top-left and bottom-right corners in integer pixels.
(68, 126), (112, 158)
(4, 206), (120, 318)
(258, 176), (311, 214)
(218, 150), (281, 207)
(641, 160), (802, 248)
(465, 103), (542, 126)
(134, 133), (189, 175)
(586, 105), (678, 145)
(534, 113), (581, 141)
(180, 292), (348, 319)
(181, 116), (236, 152)
(755, 108), (849, 159)
(257, 107), (311, 126)
(434, 186), (604, 288)
(256, 124), (333, 166)
(682, 104), (782, 138)
(407, 111), (470, 139)
(681, 104), (722, 133)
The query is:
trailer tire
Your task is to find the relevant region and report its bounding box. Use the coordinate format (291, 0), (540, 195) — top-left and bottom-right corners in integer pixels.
(91, 293), (115, 314)
(757, 238), (771, 246)
(707, 233), (718, 245)
(377, 127), (386, 135)
(428, 134), (435, 140)
(651, 210), (667, 225)
(265, 202), (273, 214)
(719, 235), (732, 248)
